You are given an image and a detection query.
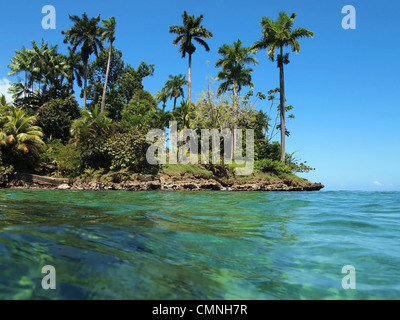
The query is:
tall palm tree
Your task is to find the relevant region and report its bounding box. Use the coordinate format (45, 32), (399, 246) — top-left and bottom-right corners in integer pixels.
(62, 13), (103, 110)
(0, 108), (44, 154)
(100, 17), (117, 113)
(253, 12), (313, 163)
(164, 74), (187, 110)
(169, 11), (213, 105)
(155, 89), (169, 111)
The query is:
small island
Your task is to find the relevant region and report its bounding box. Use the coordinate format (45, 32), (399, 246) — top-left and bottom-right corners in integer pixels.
(0, 11), (323, 192)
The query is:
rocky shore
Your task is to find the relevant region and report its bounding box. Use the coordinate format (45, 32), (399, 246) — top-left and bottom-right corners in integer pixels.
(2, 173), (324, 192)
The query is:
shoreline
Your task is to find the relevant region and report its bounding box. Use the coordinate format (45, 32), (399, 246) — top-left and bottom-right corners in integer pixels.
(1, 173), (324, 192)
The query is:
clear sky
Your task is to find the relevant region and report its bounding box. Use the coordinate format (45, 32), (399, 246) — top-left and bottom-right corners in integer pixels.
(0, 0), (399, 191)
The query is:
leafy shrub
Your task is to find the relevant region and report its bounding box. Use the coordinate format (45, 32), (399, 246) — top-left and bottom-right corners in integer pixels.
(119, 90), (161, 132)
(98, 131), (156, 173)
(254, 158), (292, 175)
(256, 141), (281, 161)
(0, 151), (14, 183)
(36, 96), (80, 142)
(40, 140), (84, 177)
(286, 151), (315, 173)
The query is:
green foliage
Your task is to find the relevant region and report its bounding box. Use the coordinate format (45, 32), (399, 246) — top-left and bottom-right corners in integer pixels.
(86, 47), (155, 120)
(119, 62), (155, 105)
(8, 41), (72, 111)
(254, 158), (292, 175)
(98, 131), (154, 173)
(169, 11), (213, 58)
(172, 100), (192, 130)
(192, 82), (257, 131)
(0, 151), (14, 183)
(154, 89), (169, 111)
(71, 105), (113, 146)
(215, 39), (258, 97)
(2, 13), (317, 180)
(253, 12), (313, 162)
(40, 139), (84, 177)
(0, 107), (44, 171)
(86, 46), (125, 119)
(62, 13), (104, 110)
(36, 95), (80, 142)
(119, 91), (169, 132)
(253, 12), (314, 66)
(256, 141), (281, 161)
(163, 74), (187, 110)
(286, 151), (315, 174)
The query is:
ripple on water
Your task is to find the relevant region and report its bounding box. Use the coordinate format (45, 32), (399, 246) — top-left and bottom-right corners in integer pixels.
(0, 189), (399, 299)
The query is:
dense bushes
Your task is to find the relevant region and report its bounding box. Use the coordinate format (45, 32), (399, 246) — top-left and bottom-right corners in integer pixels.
(40, 140), (84, 177)
(255, 141), (281, 161)
(254, 158), (292, 175)
(0, 151), (14, 183)
(97, 131), (155, 173)
(36, 96), (81, 142)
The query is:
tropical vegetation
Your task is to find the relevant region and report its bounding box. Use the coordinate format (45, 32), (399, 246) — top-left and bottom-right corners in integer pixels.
(1, 11), (315, 183)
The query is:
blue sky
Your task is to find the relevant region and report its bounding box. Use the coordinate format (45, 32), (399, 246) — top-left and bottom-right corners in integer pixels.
(0, 0), (399, 191)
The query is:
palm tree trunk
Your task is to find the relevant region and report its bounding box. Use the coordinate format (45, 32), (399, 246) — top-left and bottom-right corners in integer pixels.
(83, 62), (88, 110)
(232, 79), (239, 161)
(101, 43), (113, 113)
(173, 97), (177, 110)
(188, 53), (192, 105)
(24, 72), (28, 101)
(279, 48), (286, 163)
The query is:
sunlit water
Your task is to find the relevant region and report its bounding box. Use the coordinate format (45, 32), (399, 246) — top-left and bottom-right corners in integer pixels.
(0, 190), (399, 300)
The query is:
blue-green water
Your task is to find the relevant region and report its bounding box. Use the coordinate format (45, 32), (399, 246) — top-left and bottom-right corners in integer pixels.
(0, 190), (399, 300)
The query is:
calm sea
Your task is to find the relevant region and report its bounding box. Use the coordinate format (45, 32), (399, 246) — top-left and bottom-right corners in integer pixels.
(0, 190), (399, 300)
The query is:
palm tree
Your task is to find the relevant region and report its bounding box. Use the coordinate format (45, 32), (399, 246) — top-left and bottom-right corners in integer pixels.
(155, 89), (169, 111)
(215, 39), (258, 104)
(7, 46), (33, 102)
(164, 74), (187, 110)
(62, 13), (103, 110)
(169, 11), (213, 105)
(100, 17), (116, 113)
(71, 105), (112, 143)
(173, 100), (192, 130)
(253, 12), (313, 163)
(8, 47), (31, 87)
(66, 48), (84, 94)
(215, 40), (258, 159)
(32, 41), (70, 98)
(8, 41), (71, 107)
(0, 108), (44, 154)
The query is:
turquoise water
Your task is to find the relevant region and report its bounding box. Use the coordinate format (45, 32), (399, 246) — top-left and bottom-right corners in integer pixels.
(0, 190), (399, 300)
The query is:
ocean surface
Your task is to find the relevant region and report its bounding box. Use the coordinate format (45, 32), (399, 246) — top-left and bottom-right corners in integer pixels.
(0, 190), (399, 300)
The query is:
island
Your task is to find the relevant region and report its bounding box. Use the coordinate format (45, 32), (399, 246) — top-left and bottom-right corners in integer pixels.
(0, 11), (323, 192)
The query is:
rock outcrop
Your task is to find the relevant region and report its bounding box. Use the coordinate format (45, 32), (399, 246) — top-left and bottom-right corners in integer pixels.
(4, 173), (324, 192)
